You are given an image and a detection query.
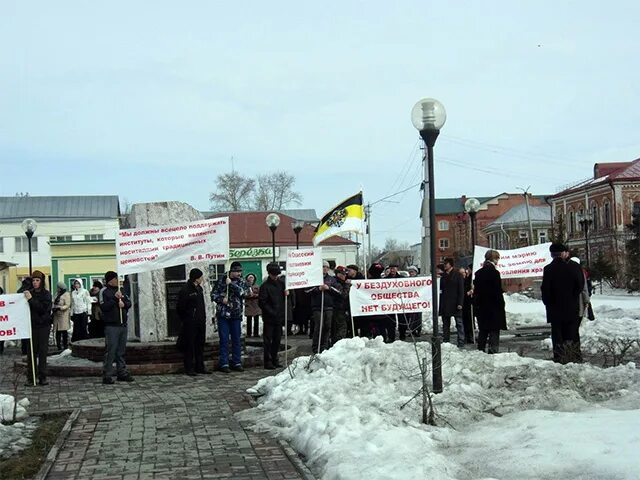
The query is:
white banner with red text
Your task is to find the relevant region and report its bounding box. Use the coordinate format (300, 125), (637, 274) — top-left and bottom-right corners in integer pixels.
(473, 242), (552, 279)
(0, 294), (32, 340)
(285, 247), (323, 290)
(116, 218), (230, 275)
(349, 277), (434, 317)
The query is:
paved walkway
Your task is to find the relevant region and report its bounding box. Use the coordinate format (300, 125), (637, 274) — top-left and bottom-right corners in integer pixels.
(0, 348), (311, 480)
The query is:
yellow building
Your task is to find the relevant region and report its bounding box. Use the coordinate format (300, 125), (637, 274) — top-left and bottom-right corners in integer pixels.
(51, 239), (116, 290)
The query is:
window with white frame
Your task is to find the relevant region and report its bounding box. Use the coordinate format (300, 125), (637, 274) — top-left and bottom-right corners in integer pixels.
(439, 238), (449, 249)
(84, 234), (104, 241)
(538, 230), (547, 244)
(438, 220), (449, 231)
(14, 236), (38, 252)
(518, 231), (528, 239)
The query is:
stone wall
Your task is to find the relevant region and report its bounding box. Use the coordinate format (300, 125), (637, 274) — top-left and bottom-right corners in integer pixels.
(126, 201), (216, 342)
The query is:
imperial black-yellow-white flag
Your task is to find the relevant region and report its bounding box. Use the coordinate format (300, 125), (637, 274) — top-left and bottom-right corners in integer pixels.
(313, 192), (365, 246)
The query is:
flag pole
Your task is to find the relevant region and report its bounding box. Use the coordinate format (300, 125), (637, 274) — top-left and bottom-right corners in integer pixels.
(318, 291), (324, 353)
(362, 189), (368, 280)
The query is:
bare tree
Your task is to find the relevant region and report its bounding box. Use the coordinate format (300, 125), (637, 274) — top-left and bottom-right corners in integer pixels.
(254, 171), (302, 211)
(209, 171), (256, 211)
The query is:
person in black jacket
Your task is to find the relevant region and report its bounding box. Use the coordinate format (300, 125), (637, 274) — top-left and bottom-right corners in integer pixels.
(473, 251), (507, 353)
(258, 262), (287, 369)
(462, 265), (475, 344)
(100, 271), (134, 384)
(439, 258), (465, 347)
(177, 268), (208, 376)
(541, 243), (585, 363)
(309, 261), (339, 353)
(23, 270), (52, 385)
(346, 264), (367, 337)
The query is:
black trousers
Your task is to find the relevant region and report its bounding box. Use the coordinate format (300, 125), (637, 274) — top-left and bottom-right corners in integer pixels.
(477, 329), (500, 354)
(183, 321), (206, 373)
(71, 313), (89, 342)
(462, 306), (475, 343)
(246, 315), (260, 337)
(263, 322), (282, 367)
(56, 330), (69, 350)
(551, 319), (582, 364)
(27, 324), (51, 382)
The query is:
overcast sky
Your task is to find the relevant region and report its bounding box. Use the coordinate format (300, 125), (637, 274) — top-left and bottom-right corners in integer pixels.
(2, 1), (639, 247)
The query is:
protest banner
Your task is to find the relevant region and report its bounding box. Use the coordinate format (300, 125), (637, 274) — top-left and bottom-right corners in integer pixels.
(116, 217), (230, 275)
(0, 294), (31, 341)
(472, 243), (552, 279)
(349, 277), (434, 317)
(285, 247), (324, 290)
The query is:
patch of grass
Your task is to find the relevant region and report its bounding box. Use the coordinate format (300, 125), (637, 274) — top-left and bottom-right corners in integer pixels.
(0, 412), (69, 480)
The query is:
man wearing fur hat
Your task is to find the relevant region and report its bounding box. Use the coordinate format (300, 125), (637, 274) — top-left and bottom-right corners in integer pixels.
(100, 271), (134, 384)
(258, 262), (287, 369)
(23, 270), (52, 385)
(177, 268), (208, 376)
(541, 243), (585, 363)
(211, 261), (248, 372)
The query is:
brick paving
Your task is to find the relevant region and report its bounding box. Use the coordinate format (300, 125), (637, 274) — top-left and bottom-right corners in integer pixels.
(0, 347), (312, 480)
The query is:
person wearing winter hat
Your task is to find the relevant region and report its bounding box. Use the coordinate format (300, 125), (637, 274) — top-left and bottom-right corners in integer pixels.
(258, 262), (287, 369)
(211, 261), (249, 372)
(310, 260), (340, 353)
(53, 281), (71, 351)
(23, 270), (52, 385)
(541, 244), (585, 364)
(70, 278), (92, 342)
(100, 271), (134, 384)
(177, 268), (208, 376)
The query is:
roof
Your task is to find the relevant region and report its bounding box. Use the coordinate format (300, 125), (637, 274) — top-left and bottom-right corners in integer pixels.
(0, 196), (120, 223)
(204, 211), (356, 248)
(487, 204), (551, 227)
(278, 209), (319, 223)
(553, 158), (640, 197)
(435, 197), (493, 214)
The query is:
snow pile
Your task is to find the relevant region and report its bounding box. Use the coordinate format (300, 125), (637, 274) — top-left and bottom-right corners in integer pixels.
(0, 394), (29, 422)
(581, 316), (640, 359)
(242, 338), (640, 480)
(505, 292), (537, 303)
(0, 394), (35, 461)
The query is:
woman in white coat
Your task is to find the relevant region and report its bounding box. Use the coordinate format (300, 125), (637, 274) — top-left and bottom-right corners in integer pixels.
(70, 278), (92, 342)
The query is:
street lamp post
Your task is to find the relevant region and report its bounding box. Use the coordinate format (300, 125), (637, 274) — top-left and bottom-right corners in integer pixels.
(292, 220), (304, 249)
(464, 198), (480, 254)
(21, 218), (38, 276)
(577, 212), (593, 268)
(412, 97), (446, 394)
(266, 213), (281, 263)
(633, 204), (640, 289)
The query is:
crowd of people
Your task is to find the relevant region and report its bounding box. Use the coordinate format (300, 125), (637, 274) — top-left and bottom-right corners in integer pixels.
(4, 243), (591, 386)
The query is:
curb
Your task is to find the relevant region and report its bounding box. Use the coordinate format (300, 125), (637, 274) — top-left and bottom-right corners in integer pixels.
(278, 439), (317, 480)
(32, 408), (80, 480)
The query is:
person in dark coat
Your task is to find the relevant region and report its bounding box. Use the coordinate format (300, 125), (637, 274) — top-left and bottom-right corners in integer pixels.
(541, 243), (585, 363)
(100, 271), (134, 384)
(462, 265), (475, 344)
(0, 286), (4, 355)
(177, 268), (208, 376)
(258, 262), (287, 369)
(309, 261), (340, 353)
(439, 258), (465, 347)
(366, 262), (385, 339)
(345, 264), (366, 337)
(332, 266), (351, 343)
(473, 250), (507, 353)
(24, 270), (53, 385)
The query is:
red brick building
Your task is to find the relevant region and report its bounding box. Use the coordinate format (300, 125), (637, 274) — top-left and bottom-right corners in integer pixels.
(549, 158), (640, 277)
(433, 193), (549, 264)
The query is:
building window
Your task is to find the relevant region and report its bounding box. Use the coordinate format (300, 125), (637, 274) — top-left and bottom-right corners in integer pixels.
(50, 236), (72, 242)
(84, 234), (104, 241)
(208, 264), (225, 285)
(603, 202), (611, 229)
(538, 230), (547, 244)
(0, 238), (3, 253)
(569, 211), (575, 234)
(439, 238), (449, 249)
(518, 231), (528, 239)
(15, 237), (38, 252)
(438, 220), (449, 231)
(591, 203), (599, 231)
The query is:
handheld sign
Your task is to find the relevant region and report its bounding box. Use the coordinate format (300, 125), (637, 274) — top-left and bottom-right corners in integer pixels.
(285, 247), (323, 290)
(0, 294), (31, 340)
(349, 277), (434, 317)
(473, 243), (552, 279)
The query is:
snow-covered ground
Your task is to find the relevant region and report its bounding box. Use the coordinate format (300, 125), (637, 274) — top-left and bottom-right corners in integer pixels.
(241, 338), (640, 479)
(0, 394), (36, 460)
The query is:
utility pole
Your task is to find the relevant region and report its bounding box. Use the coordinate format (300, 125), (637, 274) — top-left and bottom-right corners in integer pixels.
(420, 150), (431, 274)
(517, 186), (535, 245)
